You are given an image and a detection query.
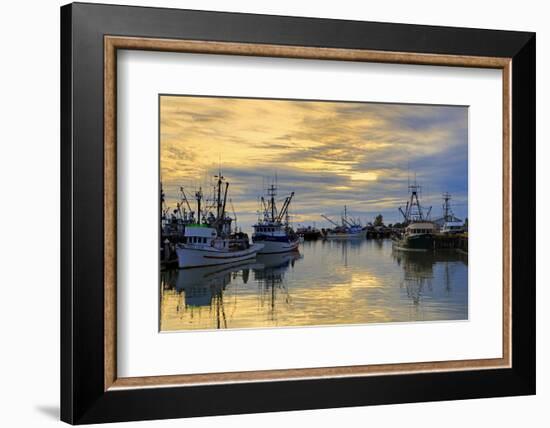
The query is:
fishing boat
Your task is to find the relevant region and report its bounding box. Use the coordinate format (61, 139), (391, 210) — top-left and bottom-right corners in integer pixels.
(160, 184), (198, 243)
(393, 221), (436, 251)
(252, 182), (299, 254)
(296, 225), (322, 241)
(321, 206), (367, 239)
(176, 175), (263, 268)
(435, 192), (465, 234)
(393, 180), (435, 251)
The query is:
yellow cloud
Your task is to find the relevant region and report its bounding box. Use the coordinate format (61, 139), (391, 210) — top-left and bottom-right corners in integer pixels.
(350, 171), (379, 181)
(160, 95), (468, 226)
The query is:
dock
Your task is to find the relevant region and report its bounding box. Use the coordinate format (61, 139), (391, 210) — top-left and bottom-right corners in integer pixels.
(433, 234), (468, 252)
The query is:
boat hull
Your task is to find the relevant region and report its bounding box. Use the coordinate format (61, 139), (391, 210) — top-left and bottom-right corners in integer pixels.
(253, 238), (300, 254)
(392, 234), (434, 251)
(324, 230), (367, 239)
(297, 231), (322, 241)
(176, 243), (263, 269)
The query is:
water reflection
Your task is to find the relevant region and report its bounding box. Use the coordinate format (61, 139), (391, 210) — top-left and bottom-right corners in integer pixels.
(160, 240), (468, 331)
(393, 249), (468, 319)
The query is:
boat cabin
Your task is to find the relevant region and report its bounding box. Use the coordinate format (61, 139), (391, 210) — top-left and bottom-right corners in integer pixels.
(405, 222), (435, 236)
(183, 225), (217, 247)
(253, 223), (284, 236)
(441, 221), (464, 234)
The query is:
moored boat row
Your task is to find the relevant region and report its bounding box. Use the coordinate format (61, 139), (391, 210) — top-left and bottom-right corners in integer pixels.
(162, 173), (467, 269)
(173, 175), (300, 268)
(391, 183), (466, 251)
(176, 176), (265, 268)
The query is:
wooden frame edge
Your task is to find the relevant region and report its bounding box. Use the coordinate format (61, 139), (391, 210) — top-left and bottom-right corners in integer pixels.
(104, 35), (512, 391)
(502, 61), (512, 369)
(104, 36), (117, 390)
(105, 35), (511, 68)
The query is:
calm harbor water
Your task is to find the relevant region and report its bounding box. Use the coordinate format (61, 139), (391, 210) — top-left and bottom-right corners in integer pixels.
(160, 239), (468, 331)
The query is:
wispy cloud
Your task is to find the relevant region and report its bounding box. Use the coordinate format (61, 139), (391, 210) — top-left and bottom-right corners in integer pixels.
(160, 96), (468, 229)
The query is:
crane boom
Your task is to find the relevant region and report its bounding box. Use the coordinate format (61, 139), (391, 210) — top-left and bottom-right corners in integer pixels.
(276, 192), (294, 222)
(321, 214), (339, 227)
(179, 186), (193, 212)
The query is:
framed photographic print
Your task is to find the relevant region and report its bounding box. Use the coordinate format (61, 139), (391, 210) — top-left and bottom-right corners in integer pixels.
(61, 2), (535, 424)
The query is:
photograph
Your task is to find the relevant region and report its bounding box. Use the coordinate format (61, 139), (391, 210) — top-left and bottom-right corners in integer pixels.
(159, 95), (469, 331)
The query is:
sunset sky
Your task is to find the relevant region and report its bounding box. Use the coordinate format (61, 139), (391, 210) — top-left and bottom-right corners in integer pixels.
(160, 95), (468, 231)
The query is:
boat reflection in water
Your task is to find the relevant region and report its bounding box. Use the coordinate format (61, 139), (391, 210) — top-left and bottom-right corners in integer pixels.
(160, 239), (468, 331)
(252, 252), (302, 321)
(392, 249), (468, 318)
(161, 252), (302, 330)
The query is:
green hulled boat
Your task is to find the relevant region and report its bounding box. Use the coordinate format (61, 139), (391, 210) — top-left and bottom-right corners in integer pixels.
(393, 179), (434, 251)
(392, 221), (435, 251)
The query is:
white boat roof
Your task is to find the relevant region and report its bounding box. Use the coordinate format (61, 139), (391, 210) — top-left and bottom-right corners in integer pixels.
(184, 225), (217, 237)
(407, 222), (435, 228)
(443, 221), (463, 227)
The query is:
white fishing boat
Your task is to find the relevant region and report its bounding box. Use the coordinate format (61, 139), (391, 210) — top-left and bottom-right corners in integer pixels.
(440, 221), (464, 234)
(177, 225), (262, 268)
(434, 193), (464, 234)
(176, 175), (263, 269)
(321, 206), (367, 239)
(252, 182), (299, 254)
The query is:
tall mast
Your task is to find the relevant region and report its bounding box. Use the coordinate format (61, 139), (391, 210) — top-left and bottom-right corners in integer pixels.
(271, 189), (275, 221)
(267, 181), (277, 222)
(399, 176), (432, 223)
(442, 192), (451, 221)
(215, 173), (224, 220)
(344, 205), (347, 226)
(195, 187), (203, 224)
(221, 182), (229, 222)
